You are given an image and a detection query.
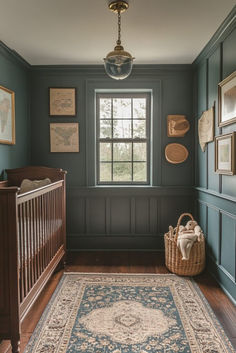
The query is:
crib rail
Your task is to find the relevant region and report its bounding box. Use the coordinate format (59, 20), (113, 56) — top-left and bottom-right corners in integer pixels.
(0, 166), (66, 353)
(17, 181), (64, 304)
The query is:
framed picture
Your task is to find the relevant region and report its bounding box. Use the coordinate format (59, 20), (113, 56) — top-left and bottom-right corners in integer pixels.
(0, 85), (15, 144)
(215, 132), (235, 175)
(49, 87), (76, 116)
(218, 71), (236, 127)
(50, 123), (79, 152)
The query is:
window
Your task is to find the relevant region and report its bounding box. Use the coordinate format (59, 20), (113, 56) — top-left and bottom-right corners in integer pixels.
(96, 93), (151, 184)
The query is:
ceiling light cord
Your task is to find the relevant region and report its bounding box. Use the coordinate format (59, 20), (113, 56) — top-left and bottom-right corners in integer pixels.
(117, 10), (121, 46)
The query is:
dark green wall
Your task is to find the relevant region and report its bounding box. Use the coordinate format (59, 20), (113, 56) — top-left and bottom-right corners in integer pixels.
(30, 66), (194, 187)
(0, 42), (30, 176)
(194, 7), (236, 303)
(30, 65), (194, 250)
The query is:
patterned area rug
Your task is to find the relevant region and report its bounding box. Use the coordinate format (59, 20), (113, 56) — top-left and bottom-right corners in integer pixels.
(24, 273), (234, 353)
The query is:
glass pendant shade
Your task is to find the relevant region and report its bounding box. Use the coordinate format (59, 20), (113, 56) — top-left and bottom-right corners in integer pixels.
(103, 1), (134, 80)
(104, 46), (133, 80)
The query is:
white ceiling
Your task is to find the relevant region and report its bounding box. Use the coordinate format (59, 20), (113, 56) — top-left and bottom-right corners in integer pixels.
(0, 0), (235, 65)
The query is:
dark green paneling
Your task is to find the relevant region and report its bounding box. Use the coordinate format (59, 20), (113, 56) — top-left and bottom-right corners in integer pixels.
(194, 7), (236, 302)
(221, 28), (236, 198)
(196, 201), (207, 236)
(30, 72), (85, 186)
(111, 197), (131, 234)
(0, 43), (30, 175)
(67, 235), (164, 251)
(87, 198), (106, 234)
(161, 72), (194, 186)
(222, 27), (236, 78)
(159, 196), (193, 234)
(66, 186), (193, 250)
(197, 62), (207, 115)
(207, 47), (221, 192)
(31, 67), (193, 188)
(135, 197), (150, 234)
(195, 190), (236, 302)
(196, 62), (207, 188)
(30, 66), (194, 250)
(220, 212), (235, 279)
(208, 256), (236, 305)
(207, 206), (220, 263)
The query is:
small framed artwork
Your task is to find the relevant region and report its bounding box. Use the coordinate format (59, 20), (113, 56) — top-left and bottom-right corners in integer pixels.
(49, 87), (76, 116)
(0, 85), (15, 144)
(50, 123), (79, 152)
(215, 132), (235, 175)
(218, 71), (236, 127)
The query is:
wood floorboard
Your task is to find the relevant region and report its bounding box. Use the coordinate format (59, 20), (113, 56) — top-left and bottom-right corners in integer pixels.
(0, 251), (235, 352)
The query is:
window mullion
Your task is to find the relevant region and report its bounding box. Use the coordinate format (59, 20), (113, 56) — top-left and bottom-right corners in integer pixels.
(97, 94), (150, 184)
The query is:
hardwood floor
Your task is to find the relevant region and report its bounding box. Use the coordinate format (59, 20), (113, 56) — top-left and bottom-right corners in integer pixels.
(0, 251), (236, 352)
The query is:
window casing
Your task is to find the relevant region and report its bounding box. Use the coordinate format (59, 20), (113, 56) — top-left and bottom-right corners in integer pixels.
(96, 93), (151, 185)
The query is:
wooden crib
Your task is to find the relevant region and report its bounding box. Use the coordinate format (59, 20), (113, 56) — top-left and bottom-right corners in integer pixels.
(0, 166), (66, 353)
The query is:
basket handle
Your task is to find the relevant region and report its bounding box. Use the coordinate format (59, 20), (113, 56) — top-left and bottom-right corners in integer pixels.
(175, 213), (195, 241)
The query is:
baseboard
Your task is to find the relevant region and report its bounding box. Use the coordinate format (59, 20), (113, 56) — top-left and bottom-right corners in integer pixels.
(207, 256), (236, 304)
(67, 234), (164, 251)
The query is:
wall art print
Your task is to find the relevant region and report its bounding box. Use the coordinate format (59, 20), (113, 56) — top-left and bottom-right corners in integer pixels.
(50, 122), (79, 152)
(218, 71), (236, 127)
(0, 85), (15, 145)
(198, 106), (214, 152)
(49, 87), (76, 116)
(215, 132), (235, 175)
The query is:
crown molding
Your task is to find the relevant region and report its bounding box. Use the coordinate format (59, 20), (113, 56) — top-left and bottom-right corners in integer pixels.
(192, 5), (236, 67)
(31, 64), (192, 77)
(0, 40), (31, 70)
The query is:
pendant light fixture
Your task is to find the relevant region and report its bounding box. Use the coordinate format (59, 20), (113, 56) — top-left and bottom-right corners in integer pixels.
(104, 0), (134, 80)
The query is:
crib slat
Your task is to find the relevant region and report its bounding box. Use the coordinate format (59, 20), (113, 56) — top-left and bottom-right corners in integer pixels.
(29, 200), (35, 287)
(23, 203), (28, 296)
(19, 204), (24, 302)
(33, 198), (38, 282)
(27, 201), (32, 292)
(16, 180), (65, 305)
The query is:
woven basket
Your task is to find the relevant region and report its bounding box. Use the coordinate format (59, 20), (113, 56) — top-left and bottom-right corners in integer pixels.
(164, 213), (205, 276)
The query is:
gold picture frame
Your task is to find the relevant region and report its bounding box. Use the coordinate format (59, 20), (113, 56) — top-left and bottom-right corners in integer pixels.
(215, 132), (236, 175)
(218, 71), (236, 127)
(50, 122), (79, 153)
(0, 85), (15, 145)
(49, 87), (76, 116)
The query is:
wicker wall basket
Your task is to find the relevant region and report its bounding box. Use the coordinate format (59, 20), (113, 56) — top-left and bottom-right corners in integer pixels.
(164, 213), (205, 276)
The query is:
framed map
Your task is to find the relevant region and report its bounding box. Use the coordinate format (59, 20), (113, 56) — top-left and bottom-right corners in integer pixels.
(218, 71), (236, 127)
(49, 87), (76, 116)
(0, 85), (15, 144)
(215, 132), (235, 175)
(50, 123), (79, 152)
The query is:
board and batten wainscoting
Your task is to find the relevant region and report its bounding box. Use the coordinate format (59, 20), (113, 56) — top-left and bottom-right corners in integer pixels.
(30, 67), (194, 251)
(67, 186), (194, 250)
(194, 8), (236, 303)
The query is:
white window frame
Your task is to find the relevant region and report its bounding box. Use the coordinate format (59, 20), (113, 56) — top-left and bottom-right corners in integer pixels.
(96, 92), (151, 185)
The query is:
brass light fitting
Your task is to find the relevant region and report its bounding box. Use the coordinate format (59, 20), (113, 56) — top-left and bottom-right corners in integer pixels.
(104, 0), (134, 80)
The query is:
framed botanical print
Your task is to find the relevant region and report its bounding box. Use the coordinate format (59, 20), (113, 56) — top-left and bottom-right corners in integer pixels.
(215, 132), (235, 175)
(50, 122), (79, 152)
(0, 85), (15, 144)
(49, 87), (76, 116)
(218, 71), (236, 127)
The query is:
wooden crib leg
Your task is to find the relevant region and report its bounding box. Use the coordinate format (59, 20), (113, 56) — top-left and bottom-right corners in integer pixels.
(11, 338), (20, 353)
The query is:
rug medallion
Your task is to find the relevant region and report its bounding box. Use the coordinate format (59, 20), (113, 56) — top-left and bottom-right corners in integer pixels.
(24, 273), (235, 353)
